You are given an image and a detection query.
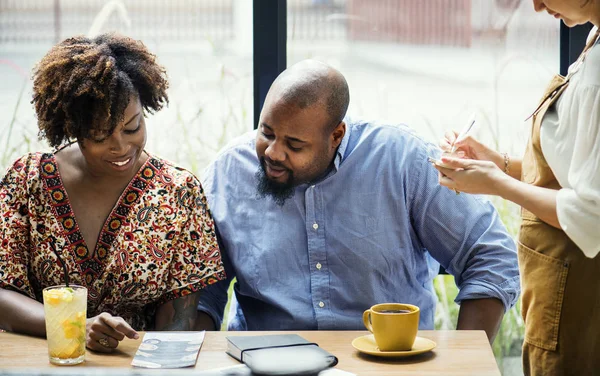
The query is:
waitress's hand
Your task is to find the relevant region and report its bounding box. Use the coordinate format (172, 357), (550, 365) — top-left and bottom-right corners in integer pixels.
(433, 156), (509, 196)
(86, 312), (139, 352)
(439, 130), (505, 170)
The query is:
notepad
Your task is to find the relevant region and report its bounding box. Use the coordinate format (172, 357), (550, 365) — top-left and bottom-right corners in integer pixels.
(199, 364), (356, 376)
(226, 334), (316, 362)
(131, 331), (205, 368)
(226, 334), (338, 375)
(200, 364), (356, 376)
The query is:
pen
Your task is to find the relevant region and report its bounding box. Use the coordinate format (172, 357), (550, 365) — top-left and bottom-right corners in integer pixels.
(450, 113), (476, 153)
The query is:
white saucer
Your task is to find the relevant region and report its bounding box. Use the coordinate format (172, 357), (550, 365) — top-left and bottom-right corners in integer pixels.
(351, 334), (436, 358)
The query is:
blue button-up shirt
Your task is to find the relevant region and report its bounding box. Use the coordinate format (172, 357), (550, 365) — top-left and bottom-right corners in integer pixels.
(198, 118), (520, 330)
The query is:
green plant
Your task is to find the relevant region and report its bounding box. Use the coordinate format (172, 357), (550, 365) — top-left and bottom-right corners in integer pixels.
(162, 61), (250, 176)
(0, 59), (33, 171)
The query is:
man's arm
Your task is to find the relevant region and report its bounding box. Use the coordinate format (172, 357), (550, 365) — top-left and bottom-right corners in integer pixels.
(456, 298), (504, 344)
(195, 278), (232, 331)
(194, 310), (217, 331)
(195, 227), (235, 331)
(408, 143), (520, 342)
(155, 291), (205, 331)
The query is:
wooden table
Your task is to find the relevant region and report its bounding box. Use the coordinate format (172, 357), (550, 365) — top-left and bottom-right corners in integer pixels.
(0, 330), (500, 375)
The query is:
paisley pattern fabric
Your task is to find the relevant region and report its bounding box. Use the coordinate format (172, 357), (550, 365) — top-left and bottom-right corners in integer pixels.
(0, 152), (225, 330)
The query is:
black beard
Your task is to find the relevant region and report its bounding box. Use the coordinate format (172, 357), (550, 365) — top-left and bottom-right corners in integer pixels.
(255, 160), (295, 206)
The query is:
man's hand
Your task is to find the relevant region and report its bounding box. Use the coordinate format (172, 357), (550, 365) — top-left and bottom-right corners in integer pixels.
(86, 312), (139, 353)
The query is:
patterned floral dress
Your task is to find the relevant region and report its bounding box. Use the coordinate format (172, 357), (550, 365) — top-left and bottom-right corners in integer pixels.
(0, 152), (225, 330)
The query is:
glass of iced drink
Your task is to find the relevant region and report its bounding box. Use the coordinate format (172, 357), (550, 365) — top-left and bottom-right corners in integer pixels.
(43, 285), (87, 365)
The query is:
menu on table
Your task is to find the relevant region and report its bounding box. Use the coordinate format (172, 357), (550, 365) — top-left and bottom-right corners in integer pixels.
(131, 331), (205, 369)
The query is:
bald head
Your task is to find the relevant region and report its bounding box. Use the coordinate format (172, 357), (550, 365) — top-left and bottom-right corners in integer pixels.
(267, 60), (350, 131)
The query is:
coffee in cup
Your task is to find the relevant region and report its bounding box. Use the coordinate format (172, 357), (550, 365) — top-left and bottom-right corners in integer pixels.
(363, 303), (420, 351)
(379, 309), (411, 314)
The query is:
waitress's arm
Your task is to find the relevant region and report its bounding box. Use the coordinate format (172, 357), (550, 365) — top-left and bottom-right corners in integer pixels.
(498, 176), (560, 228)
(436, 157), (558, 228)
(488, 151), (522, 181)
(0, 288), (46, 336)
(504, 156), (522, 181)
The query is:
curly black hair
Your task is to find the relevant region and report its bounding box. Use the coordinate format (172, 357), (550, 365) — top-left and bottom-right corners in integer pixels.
(32, 33), (169, 148)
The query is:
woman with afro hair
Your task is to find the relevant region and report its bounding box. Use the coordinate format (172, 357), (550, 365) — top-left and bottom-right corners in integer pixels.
(0, 33), (225, 352)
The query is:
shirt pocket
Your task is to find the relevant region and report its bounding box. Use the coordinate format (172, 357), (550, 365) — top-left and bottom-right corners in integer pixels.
(518, 240), (569, 351)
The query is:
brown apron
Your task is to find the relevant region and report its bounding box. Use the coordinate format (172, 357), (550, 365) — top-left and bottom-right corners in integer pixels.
(519, 31), (600, 376)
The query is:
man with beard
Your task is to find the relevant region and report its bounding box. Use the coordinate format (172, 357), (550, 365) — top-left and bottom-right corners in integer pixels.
(197, 60), (519, 343)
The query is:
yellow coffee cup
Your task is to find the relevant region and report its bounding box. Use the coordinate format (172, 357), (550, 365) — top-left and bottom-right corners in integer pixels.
(362, 303), (420, 351)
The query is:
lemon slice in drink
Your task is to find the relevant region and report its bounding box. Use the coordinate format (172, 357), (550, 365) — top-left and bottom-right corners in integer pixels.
(44, 287), (74, 306)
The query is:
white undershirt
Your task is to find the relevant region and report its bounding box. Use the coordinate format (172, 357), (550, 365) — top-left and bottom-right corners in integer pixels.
(540, 28), (600, 258)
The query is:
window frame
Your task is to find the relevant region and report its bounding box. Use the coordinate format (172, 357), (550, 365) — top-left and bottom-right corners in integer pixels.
(560, 22), (594, 76)
(252, 0), (287, 129)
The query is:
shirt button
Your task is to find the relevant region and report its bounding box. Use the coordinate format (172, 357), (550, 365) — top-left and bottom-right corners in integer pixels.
(316, 263), (322, 270)
(318, 301), (325, 308)
(312, 223), (319, 230)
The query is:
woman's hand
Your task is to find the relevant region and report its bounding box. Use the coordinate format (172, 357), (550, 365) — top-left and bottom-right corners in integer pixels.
(439, 130), (504, 169)
(86, 312), (139, 353)
(433, 156), (509, 196)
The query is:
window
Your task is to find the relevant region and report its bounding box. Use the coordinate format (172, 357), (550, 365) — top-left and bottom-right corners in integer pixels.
(0, 0), (253, 175)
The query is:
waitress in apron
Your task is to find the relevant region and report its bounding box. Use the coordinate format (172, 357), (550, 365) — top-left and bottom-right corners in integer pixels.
(434, 1), (600, 375)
